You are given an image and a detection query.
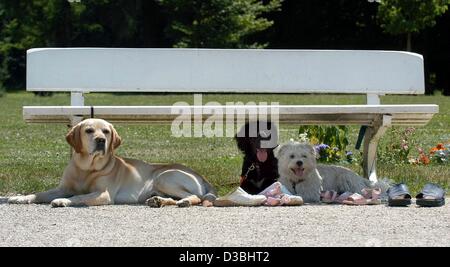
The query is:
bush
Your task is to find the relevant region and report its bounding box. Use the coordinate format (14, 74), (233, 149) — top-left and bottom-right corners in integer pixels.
(298, 125), (351, 163)
(0, 44), (26, 92)
(409, 143), (450, 165)
(160, 0), (282, 48)
(378, 127), (416, 165)
(378, 127), (449, 166)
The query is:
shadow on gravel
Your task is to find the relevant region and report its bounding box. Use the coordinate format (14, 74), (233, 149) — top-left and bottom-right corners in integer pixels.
(0, 197), (99, 208)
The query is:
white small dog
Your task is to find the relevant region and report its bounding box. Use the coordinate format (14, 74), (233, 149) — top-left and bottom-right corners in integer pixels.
(276, 141), (376, 203)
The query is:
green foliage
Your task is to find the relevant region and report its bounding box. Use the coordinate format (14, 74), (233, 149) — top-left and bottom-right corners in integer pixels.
(377, 0), (450, 35)
(299, 125), (349, 151)
(0, 0), (449, 93)
(0, 0), (283, 89)
(298, 125), (350, 163)
(430, 144), (450, 164)
(0, 0), (71, 90)
(378, 127), (416, 165)
(0, 0), (168, 91)
(159, 0), (282, 48)
(0, 44), (26, 90)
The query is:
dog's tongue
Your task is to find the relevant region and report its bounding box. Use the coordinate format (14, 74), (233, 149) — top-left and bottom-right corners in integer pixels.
(256, 149), (268, 162)
(294, 168), (304, 177)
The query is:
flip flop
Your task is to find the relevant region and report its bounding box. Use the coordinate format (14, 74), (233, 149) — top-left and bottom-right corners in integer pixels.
(362, 187), (382, 205)
(334, 192), (354, 204)
(416, 183), (446, 207)
(258, 182), (282, 197)
(264, 197), (281, 206)
(280, 195), (304, 206)
(320, 190), (338, 204)
(342, 193), (368, 205)
(387, 183), (412, 207)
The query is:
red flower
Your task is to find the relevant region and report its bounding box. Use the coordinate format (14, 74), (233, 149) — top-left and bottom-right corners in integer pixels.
(430, 143), (446, 154)
(419, 153), (430, 165)
(436, 143), (446, 150)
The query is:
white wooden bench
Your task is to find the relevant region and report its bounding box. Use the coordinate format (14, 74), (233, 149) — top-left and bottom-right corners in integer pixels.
(24, 48), (439, 182)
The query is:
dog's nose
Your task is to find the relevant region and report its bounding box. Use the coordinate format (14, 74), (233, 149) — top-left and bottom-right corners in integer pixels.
(96, 137), (106, 144)
(296, 160), (303, 167)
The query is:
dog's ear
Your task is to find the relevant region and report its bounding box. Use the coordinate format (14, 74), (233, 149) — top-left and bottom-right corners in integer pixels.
(274, 143), (288, 158)
(235, 123), (250, 153)
(304, 143), (317, 158)
(66, 123), (83, 153)
(235, 134), (249, 153)
(110, 124), (122, 151)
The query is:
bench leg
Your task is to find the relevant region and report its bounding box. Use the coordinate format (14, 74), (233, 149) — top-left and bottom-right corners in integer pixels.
(362, 115), (392, 182)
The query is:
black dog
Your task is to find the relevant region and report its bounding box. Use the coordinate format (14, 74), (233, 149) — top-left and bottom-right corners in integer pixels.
(235, 121), (279, 195)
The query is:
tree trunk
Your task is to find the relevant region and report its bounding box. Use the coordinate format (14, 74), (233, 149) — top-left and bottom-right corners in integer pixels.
(406, 33), (412, 52)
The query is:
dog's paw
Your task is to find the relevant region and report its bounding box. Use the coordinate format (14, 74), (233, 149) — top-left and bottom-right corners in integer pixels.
(145, 196), (162, 208)
(202, 200), (214, 207)
(51, 198), (72, 208)
(176, 199), (191, 208)
(8, 195), (35, 204)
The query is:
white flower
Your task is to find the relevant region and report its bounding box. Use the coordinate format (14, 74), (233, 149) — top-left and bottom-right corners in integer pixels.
(299, 133), (309, 143)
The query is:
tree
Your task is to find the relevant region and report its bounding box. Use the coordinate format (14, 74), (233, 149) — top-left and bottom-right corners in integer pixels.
(0, 0), (167, 91)
(267, 0), (394, 50)
(0, 0), (48, 91)
(377, 0), (450, 51)
(159, 0), (282, 48)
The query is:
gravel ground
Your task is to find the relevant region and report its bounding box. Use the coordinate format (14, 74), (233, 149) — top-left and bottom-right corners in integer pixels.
(1, 197), (449, 247)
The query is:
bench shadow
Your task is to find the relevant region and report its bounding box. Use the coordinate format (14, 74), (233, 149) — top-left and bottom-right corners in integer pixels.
(0, 198), (94, 208)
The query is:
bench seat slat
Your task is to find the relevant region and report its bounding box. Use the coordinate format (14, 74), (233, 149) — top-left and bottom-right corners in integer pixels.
(23, 105), (438, 126)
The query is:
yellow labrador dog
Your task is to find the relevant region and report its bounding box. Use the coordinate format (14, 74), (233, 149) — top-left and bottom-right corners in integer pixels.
(8, 119), (217, 208)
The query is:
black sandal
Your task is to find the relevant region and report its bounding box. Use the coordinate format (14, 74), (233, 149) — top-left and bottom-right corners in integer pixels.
(416, 183), (446, 207)
(387, 183), (412, 207)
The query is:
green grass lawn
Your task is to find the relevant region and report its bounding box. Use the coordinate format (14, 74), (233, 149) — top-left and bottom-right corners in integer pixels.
(0, 92), (448, 196)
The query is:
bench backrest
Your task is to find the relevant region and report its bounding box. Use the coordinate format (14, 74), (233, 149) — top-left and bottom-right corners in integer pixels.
(27, 48), (424, 99)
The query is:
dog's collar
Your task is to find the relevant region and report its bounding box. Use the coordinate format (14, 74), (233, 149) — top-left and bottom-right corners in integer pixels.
(242, 163), (256, 181)
(290, 178), (305, 189)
